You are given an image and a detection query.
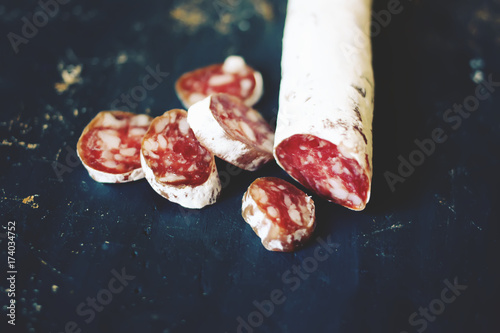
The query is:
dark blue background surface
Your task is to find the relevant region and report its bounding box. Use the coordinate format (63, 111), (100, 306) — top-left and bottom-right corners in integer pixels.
(1, 0), (499, 332)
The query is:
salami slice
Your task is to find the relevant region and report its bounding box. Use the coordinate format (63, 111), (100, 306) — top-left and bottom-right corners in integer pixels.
(77, 111), (152, 183)
(274, 0), (374, 211)
(140, 109), (221, 209)
(187, 93), (274, 171)
(242, 177), (316, 252)
(175, 55), (263, 109)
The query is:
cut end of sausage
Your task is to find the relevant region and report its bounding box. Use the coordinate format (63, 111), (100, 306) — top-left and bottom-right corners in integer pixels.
(242, 177), (316, 252)
(76, 111), (153, 183)
(141, 109), (221, 209)
(188, 93), (275, 171)
(175, 55), (263, 109)
(274, 134), (371, 211)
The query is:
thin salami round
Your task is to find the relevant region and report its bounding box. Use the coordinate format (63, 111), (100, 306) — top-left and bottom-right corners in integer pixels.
(242, 177), (316, 252)
(140, 109), (221, 209)
(77, 111), (152, 183)
(175, 55), (263, 109)
(187, 93), (275, 171)
(274, 0), (374, 211)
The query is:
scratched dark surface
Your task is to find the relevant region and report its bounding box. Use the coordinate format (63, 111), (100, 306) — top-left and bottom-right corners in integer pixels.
(1, 0), (499, 332)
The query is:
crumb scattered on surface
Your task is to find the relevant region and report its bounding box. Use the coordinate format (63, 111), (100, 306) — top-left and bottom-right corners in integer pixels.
(116, 52), (128, 64)
(22, 195), (39, 209)
(170, 5), (208, 33)
(251, 0), (274, 21)
(1, 138), (39, 150)
(55, 64), (82, 93)
(169, 0), (274, 35)
(1, 194), (39, 209)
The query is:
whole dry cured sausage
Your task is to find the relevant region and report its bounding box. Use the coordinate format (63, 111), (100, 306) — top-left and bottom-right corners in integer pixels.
(77, 111), (152, 183)
(274, 0), (375, 211)
(140, 109), (221, 209)
(242, 177), (316, 252)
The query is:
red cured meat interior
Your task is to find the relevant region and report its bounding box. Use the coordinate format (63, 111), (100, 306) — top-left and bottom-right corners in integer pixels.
(210, 94), (274, 152)
(178, 64), (256, 100)
(79, 114), (148, 174)
(250, 177), (311, 232)
(142, 111), (213, 186)
(275, 134), (369, 209)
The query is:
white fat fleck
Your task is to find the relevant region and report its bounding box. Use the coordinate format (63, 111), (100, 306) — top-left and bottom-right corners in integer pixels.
(289, 209), (302, 225)
(98, 130), (120, 149)
(208, 74), (234, 86)
(154, 118), (169, 133)
(148, 151), (160, 159)
(348, 193), (362, 207)
(240, 79), (252, 94)
(222, 55), (246, 74)
(157, 134), (167, 149)
(293, 229), (307, 242)
(101, 150), (114, 160)
(130, 114), (151, 127)
(148, 139), (159, 151)
(143, 139), (153, 151)
(169, 111), (177, 123)
(100, 113), (127, 128)
(130, 128), (147, 136)
(228, 119), (239, 130)
(187, 164), (196, 172)
(120, 148), (136, 157)
(267, 240), (284, 251)
(178, 118), (190, 136)
(102, 160), (118, 169)
(246, 110), (260, 122)
(114, 154), (124, 161)
(240, 122), (256, 141)
(267, 206), (278, 218)
(284, 194), (292, 206)
(332, 161), (342, 174)
(328, 178), (349, 200)
(251, 188), (261, 200)
(277, 185), (286, 190)
(159, 174), (187, 183)
(300, 201), (309, 214)
(232, 107), (242, 117)
(258, 188), (268, 203)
